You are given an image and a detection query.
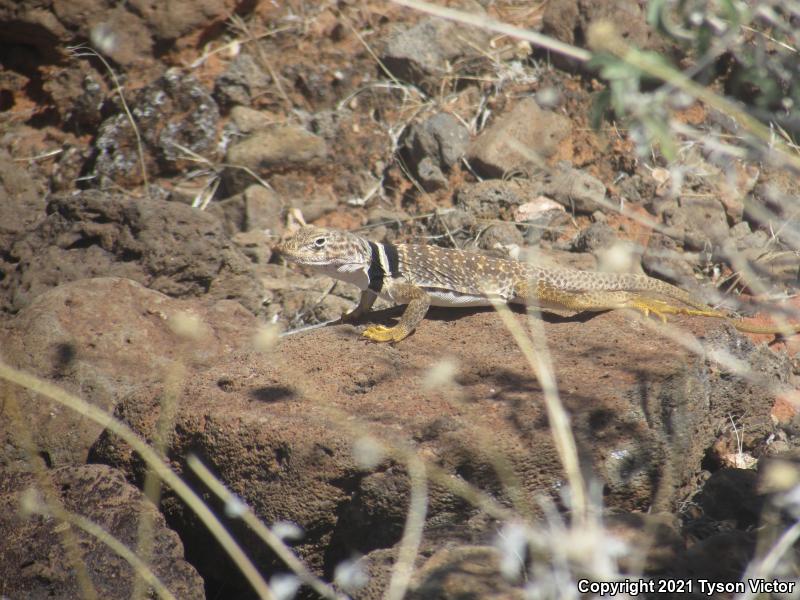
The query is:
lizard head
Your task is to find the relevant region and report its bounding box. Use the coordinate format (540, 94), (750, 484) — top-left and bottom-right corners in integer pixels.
(275, 226), (371, 269)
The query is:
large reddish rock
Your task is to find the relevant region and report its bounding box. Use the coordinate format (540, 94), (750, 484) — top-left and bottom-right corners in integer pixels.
(86, 302), (791, 595)
(0, 277), (258, 468)
(0, 0), (232, 67)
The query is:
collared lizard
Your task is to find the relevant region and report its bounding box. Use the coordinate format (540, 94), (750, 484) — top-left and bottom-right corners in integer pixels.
(276, 226), (799, 342)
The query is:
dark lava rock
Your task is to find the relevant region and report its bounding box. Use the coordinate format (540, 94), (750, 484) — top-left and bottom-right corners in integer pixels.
(1, 190), (263, 314)
(0, 464), (205, 599)
(91, 70), (220, 186)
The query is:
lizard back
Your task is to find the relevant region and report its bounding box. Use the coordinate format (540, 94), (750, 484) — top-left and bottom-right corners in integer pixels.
(397, 244), (530, 305)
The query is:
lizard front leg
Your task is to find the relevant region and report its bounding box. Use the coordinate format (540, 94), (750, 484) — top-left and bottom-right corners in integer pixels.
(339, 290), (377, 324)
(362, 283), (431, 342)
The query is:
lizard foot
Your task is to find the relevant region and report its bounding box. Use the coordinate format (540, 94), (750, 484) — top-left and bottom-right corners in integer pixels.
(362, 324), (410, 342)
(630, 298), (721, 323)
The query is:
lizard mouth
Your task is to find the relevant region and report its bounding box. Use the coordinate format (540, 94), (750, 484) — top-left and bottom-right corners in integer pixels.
(287, 257), (360, 269)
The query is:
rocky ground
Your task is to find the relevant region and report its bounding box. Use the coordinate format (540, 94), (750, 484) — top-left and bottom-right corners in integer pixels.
(1, 0), (800, 598)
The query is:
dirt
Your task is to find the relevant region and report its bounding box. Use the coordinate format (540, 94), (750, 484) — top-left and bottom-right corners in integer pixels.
(1, 0), (799, 598)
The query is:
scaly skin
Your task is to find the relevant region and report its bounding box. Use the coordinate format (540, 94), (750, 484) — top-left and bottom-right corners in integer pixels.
(276, 226), (800, 342)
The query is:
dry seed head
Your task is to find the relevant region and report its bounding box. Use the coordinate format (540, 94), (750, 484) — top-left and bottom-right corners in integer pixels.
(352, 436), (385, 469)
(168, 311), (209, 341)
(253, 323), (281, 353)
(423, 357), (459, 390)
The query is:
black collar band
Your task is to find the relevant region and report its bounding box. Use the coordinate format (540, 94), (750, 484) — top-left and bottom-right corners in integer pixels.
(367, 242), (385, 293)
(383, 242), (400, 278)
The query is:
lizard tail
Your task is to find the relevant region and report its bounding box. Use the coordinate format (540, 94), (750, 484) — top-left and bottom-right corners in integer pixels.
(730, 320), (800, 335)
(644, 276), (800, 336)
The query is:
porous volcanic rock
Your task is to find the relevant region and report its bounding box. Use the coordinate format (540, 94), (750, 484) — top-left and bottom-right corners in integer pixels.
(0, 463), (205, 599)
(0, 277), (258, 468)
(86, 300), (791, 595)
(1, 190), (264, 314)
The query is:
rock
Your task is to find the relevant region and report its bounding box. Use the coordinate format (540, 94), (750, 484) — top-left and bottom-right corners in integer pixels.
(1, 190), (264, 314)
(229, 105), (275, 133)
(243, 185), (284, 232)
(425, 209), (478, 246)
(0, 148), (46, 252)
(43, 66), (107, 130)
(694, 468), (762, 528)
(617, 173), (654, 204)
(456, 166), (606, 221)
(523, 211), (572, 245)
(366, 206), (410, 227)
(207, 194), (247, 236)
(214, 52), (273, 110)
(513, 197), (565, 224)
(0, 277), (258, 467)
(0, 0), (224, 69)
(50, 144), (94, 193)
(85, 300), (790, 593)
(466, 98), (572, 178)
(401, 113), (470, 191)
(306, 108), (394, 204)
(262, 173), (338, 223)
(260, 263), (359, 326)
(456, 180), (538, 221)
(573, 222), (617, 253)
(511, 198), (570, 245)
(208, 184), (284, 237)
(751, 167), (798, 221)
(542, 0), (658, 53)
(415, 156), (449, 191)
(380, 14), (491, 91)
(717, 162), (759, 223)
(296, 193), (339, 223)
(642, 232), (699, 287)
(476, 223), (524, 257)
(0, 464), (205, 599)
(573, 223), (640, 274)
(543, 162), (607, 214)
(223, 125), (331, 195)
(605, 512), (683, 574)
(662, 196), (730, 252)
(679, 530), (756, 582)
(349, 547), (395, 600)
(232, 229), (273, 265)
(408, 546), (525, 599)
(92, 70), (220, 186)
(226, 125), (327, 172)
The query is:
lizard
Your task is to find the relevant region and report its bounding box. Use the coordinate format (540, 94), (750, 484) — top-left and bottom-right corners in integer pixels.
(276, 226), (800, 343)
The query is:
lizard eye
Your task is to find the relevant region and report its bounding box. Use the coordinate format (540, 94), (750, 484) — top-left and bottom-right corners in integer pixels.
(313, 237), (327, 248)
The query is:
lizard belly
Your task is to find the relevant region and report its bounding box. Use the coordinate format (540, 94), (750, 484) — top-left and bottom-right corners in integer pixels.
(426, 289), (494, 307)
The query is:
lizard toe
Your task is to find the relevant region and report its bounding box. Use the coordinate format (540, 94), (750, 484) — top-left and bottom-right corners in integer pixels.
(362, 325), (410, 342)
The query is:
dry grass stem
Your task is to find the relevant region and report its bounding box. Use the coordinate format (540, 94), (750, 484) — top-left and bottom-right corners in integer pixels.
(384, 455), (428, 600)
(0, 361), (275, 600)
